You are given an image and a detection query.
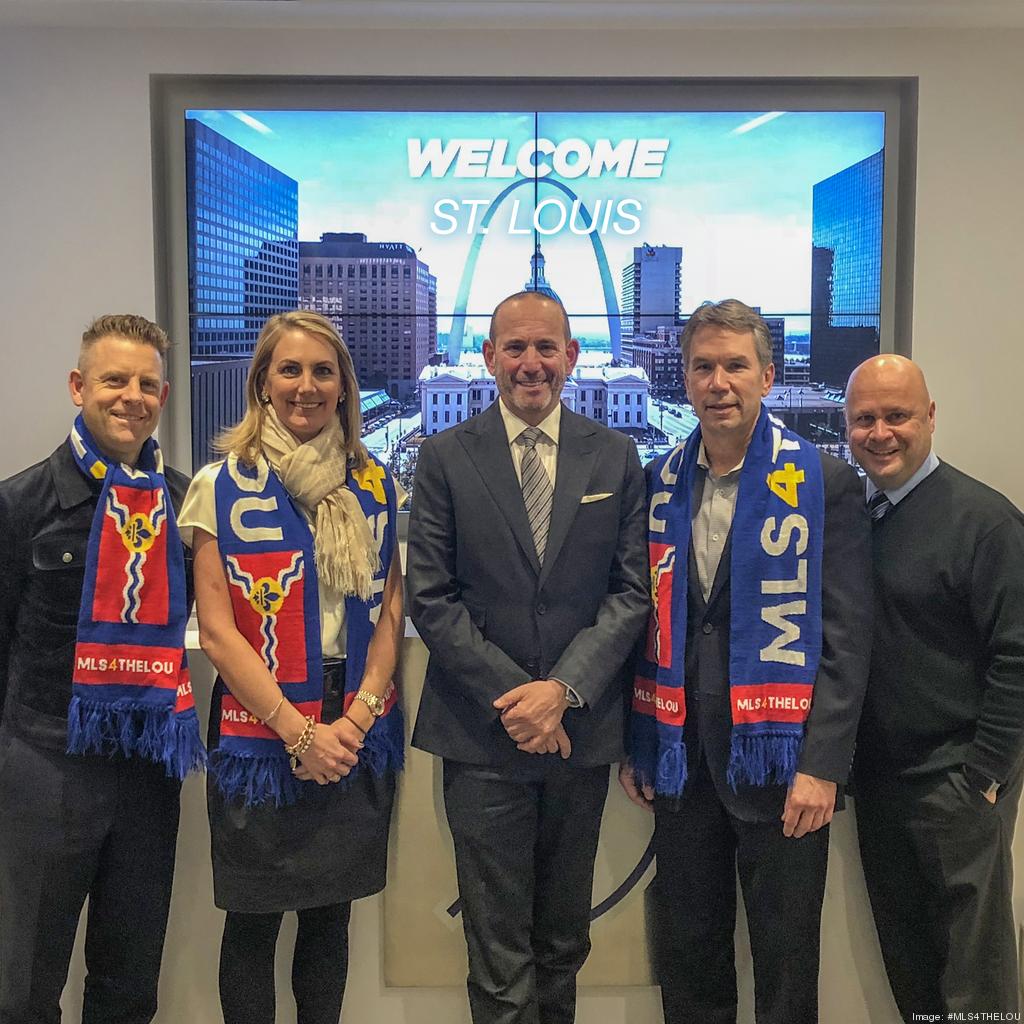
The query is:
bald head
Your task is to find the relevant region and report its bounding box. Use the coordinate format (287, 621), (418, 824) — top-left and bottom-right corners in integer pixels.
(845, 355), (935, 491)
(489, 290), (571, 345)
(847, 354), (929, 406)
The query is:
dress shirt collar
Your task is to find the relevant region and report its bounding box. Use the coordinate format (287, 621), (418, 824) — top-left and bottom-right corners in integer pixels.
(498, 398), (562, 448)
(696, 440), (745, 479)
(865, 449), (940, 506)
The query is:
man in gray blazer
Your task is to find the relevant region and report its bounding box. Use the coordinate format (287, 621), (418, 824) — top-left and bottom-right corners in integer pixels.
(407, 290), (649, 1024)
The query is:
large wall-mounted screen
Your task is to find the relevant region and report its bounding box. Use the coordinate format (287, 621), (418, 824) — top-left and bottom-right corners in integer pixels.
(182, 105), (887, 488)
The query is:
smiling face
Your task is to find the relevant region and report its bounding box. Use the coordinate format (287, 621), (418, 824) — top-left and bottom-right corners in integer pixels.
(846, 355), (935, 491)
(685, 325), (774, 449)
(68, 334), (169, 466)
(483, 294), (579, 426)
(264, 328), (344, 443)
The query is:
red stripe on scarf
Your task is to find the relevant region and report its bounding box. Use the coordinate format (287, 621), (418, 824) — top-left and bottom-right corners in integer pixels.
(632, 678), (656, 715)
(224, 550), (309, 684)
(632, 677), (686, 726)
(220, 695), (322, 739)
(649, 541), (676, 668)
(730, 683), (814, 724)
(92, 484), (170, 625)
(174, 668), (195, 712)
(72, 642), (181, 688)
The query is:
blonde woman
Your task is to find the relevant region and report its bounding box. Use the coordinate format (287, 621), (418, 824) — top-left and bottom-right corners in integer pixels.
(179, 311), (404, 1023)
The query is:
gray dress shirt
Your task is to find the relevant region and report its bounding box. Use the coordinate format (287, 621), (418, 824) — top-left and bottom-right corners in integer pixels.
(692, 444), (744, 601)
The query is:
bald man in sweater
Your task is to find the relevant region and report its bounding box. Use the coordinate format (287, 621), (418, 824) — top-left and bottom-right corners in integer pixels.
(845, 355), (1024, 1021)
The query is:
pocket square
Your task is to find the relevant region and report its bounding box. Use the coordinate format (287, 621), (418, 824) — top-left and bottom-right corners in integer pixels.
(580, 492), (613, 504)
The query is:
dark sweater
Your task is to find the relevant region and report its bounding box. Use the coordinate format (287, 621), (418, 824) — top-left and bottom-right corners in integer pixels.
(855, 461), (1024, 784)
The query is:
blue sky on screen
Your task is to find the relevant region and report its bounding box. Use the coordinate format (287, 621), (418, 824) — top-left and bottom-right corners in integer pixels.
(187, 108), (883, 331)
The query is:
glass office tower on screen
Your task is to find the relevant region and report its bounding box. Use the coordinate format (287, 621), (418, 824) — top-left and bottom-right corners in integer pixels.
(185, 118), (299, 466)
(810, 149), (884, 389)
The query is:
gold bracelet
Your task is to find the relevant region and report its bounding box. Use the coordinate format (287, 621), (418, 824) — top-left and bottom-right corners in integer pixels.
(260, 696), (285, 725)
(283, 715), (316, 757)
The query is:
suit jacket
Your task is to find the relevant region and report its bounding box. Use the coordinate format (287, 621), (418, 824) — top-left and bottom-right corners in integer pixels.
(408, 401), (650, 771)
(680, 452), (872, 822)
(0, 441), (193, 751)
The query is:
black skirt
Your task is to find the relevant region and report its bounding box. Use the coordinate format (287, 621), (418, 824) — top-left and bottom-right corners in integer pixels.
(207, 661), (396, 913)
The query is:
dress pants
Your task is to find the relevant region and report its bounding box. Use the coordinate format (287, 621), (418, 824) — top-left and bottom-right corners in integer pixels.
(855, 768), (1022, 1021)
(0, 730), (180, 1024)
(652, 759), (829, 1024)
(442, 758), (610, 1024)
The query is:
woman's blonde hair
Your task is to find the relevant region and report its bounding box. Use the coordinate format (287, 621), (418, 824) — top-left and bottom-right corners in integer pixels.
(216, 310), (368, 469)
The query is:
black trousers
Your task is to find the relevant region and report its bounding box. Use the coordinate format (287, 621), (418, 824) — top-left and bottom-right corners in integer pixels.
(0, 730), (180, 1024)
(442, 758), (610, 1024)
(652, 763), (829, 1024)
(855, 768), (1022, 1021)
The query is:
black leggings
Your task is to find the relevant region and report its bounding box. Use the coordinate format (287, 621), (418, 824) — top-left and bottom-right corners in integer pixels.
(219, 902), (352, 1024)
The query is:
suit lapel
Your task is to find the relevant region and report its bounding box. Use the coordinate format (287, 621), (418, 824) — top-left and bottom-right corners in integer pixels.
(538, 408), (599, 589)
(705, 531), (732, 614)
(687, 542), (707, 614)
(458, 402), (541, 575)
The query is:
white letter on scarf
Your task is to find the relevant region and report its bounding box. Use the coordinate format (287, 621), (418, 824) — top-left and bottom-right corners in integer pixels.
(760, 602), (807, 666)
(760, 514), (808, 557)
(230, 496), (283, 543)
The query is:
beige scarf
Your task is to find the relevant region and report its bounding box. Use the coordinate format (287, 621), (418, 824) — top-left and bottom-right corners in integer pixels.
(260, 406), (380, 600)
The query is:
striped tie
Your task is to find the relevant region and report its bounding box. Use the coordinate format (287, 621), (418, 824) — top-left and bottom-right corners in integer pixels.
(517, 427), (553, 563)
(867, 490), (891, 523)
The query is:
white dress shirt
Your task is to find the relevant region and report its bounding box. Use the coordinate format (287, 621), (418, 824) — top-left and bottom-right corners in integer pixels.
(498, 399), (560, 488)
(865, 449), (940, 506)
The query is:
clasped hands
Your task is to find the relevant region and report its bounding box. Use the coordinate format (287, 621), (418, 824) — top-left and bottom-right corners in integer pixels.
(292, 717), (365, 785)
(493, 680), (571, 758)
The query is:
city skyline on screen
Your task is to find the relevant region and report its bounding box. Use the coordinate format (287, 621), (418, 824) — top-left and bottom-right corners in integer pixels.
(186, 108), (884, 328)
(184, 105), (885, 467)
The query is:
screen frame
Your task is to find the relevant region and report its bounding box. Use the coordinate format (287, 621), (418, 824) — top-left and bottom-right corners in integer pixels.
(151, 74), (917, 471)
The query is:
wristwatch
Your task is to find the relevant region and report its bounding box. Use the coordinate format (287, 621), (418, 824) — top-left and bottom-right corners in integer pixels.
(354, 689), (385, 717)
(962, 764), (1000, 800)
(562, 683), (583, 709)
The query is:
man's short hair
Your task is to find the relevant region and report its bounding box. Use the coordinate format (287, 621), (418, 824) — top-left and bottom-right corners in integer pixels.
(680, 299), (773, 370)
(80, 314), (171, 369)
(488, 291), (572, 345)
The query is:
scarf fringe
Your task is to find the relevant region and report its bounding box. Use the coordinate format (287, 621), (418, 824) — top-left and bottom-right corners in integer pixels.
(360, 707), (406, 776)
(209, 750), (305, 808)
(629, 716), (659, 793)
(210, 709), (405, 809)
(727, 732), (801, 790)
(655, 741), (688, 798)
(67, 697), (206, 780)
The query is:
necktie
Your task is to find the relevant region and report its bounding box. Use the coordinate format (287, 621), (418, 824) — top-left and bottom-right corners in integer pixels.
(517, 427), (552, 563)
(867, 490), (891, 523)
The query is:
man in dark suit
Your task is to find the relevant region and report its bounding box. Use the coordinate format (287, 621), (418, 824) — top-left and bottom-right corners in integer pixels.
(846, 355), (1024, 1019)
(0, 314), (193, 1024)
(619, 300), (872, 1024)
(407, 290), (649, 1024)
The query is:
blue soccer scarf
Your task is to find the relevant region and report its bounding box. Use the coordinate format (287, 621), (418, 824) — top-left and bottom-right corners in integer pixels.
(210, 451), (403, 807)
(630, 406), (824, 797)
(67, 415), (205, 778)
